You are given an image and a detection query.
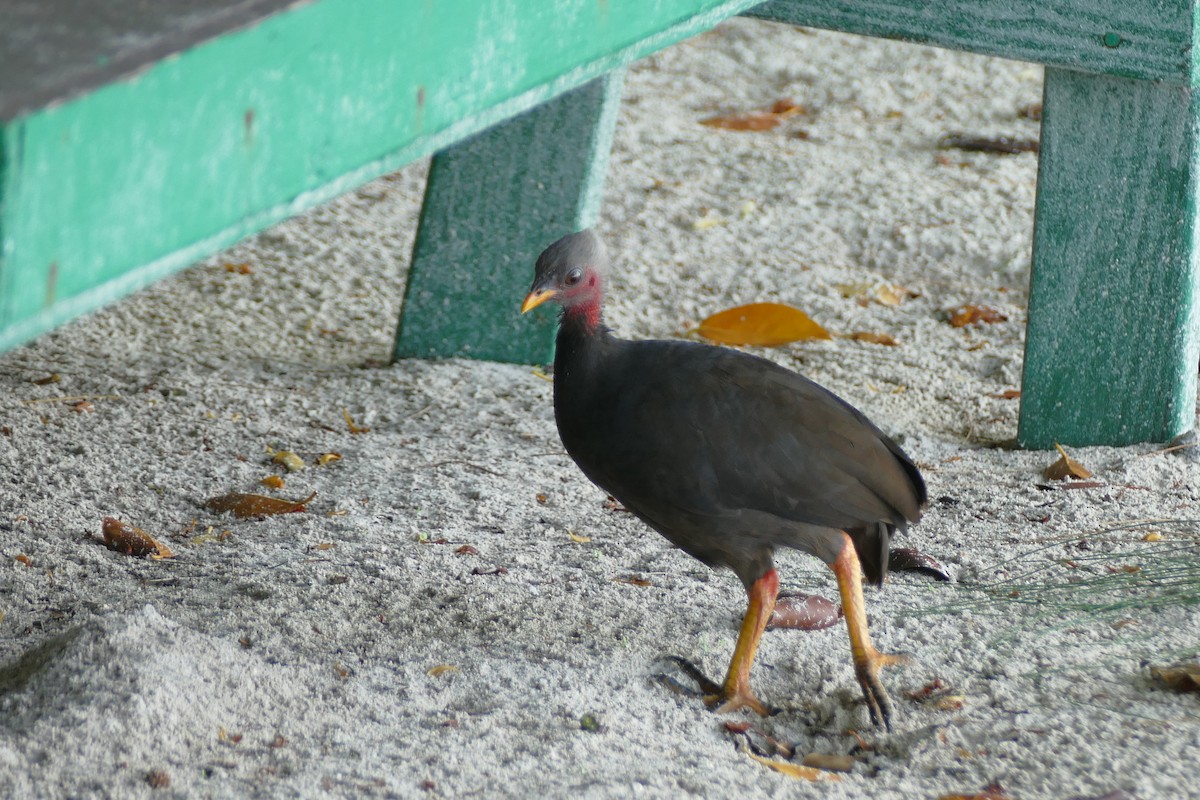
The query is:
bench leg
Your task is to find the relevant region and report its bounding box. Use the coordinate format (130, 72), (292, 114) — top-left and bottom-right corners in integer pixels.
(393, 72), (624, 363)
(1019, 68), (1200, 448)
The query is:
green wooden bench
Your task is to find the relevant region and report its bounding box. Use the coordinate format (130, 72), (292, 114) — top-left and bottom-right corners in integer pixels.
(2, 0), (1196, 448)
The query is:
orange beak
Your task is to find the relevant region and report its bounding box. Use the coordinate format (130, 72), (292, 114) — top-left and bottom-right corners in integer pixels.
(521, 288), (557, 314)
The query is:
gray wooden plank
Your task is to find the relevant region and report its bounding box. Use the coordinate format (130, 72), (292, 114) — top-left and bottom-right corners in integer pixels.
(0, 0), (301, 122)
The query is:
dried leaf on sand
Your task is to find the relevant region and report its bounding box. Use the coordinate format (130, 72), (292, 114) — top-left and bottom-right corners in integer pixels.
(948, 305), (1008, 327)
(697, 302), (831, 347)
(1043, 443), (1093, 481)
(101, 517), (175, 559)
(206, 491), (317, 518)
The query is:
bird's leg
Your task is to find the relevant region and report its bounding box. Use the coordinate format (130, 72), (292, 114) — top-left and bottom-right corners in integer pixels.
(706, 568), (779, 716)
(830, 533), (907, 731)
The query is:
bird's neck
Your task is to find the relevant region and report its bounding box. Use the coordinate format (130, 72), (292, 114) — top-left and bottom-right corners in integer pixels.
(554, 300), (611, 382)
(560, 297), (604, 335)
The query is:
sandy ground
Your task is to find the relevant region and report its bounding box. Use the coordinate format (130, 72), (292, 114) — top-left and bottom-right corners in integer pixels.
(3, 18), (1199, 799)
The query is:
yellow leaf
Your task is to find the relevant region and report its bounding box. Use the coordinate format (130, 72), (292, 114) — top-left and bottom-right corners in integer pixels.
(697, 303), (831, 347)
(692, 213), (726, 231)
(273, 450), (306, 472)
(427, 664), (460, 678)
(342, 408), (370, 434)
(874, 283), (908, 306)
(834, 281), (872, 299)
(700, 112), (782, 131)
(747, 752), (842, 782)
(568, 531), (591, 543)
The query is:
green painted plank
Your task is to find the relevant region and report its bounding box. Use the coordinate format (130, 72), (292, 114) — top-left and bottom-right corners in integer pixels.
(746, 0), (1198, 86)
(1018, 68), (1200, 448)
(0, 0), (763, 354)
(395, 74), (624, 364)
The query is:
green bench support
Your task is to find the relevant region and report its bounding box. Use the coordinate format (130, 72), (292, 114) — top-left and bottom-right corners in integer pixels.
(1020, 70), (1199, 447)
(394, 73), (624, 364)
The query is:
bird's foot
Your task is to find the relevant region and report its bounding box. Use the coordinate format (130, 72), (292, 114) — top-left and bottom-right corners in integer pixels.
(707, 686), (775, 717)
(854, 649), (910, 731)
(659, 656), (775, 716)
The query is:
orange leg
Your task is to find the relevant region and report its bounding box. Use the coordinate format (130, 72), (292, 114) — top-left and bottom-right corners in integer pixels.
(705, 567), (779, 716)
(830, 532), (907, 730)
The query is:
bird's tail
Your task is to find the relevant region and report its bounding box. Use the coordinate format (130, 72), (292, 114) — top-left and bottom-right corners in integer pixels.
(851, 521), (893, 587)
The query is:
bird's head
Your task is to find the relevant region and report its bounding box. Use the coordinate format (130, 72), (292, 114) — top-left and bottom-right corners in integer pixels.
(521, 230), (609, 326)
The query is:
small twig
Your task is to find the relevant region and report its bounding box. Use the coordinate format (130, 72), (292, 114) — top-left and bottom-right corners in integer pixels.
(22, 394), (122, 405)
(426, 460), (502, 477)
(1134, 441), (1200, 458)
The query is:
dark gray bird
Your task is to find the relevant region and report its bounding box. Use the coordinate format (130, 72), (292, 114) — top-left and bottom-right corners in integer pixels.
(521, 229), (926, 729)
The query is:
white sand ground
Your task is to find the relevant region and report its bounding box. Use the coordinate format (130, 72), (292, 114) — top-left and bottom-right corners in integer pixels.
(2, 18), (1198, 799)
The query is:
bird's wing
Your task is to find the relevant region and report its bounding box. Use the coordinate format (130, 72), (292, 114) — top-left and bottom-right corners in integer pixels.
(565, 340), (923, 531)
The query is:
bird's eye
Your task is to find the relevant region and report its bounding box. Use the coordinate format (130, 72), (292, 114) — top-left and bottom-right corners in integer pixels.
(564, 268), (583, 286)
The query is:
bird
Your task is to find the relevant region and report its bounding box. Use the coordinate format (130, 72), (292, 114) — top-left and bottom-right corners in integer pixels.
(520, 229), (926, 729)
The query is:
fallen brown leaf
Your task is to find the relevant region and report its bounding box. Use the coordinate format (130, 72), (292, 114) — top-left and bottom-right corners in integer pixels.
(1017, 102), (1042, 121)
(1044, 443), (1094, 480)
(698, 302), (831, 347)
(205, 491), (317, 518)
(988, 389), (1021, 399)
(260, 475), (285, 490)
(948, 305), (1008, 327)
(888, 548), (951, 581)
(700, 98), (807, 133)
(700, 112), (782, 132)
(769, 98), (804, 115)
(848, 331), (899, 346)
(145, 769), (171, 789)
(1149, 663), (1200, 693)
(614, 575), (652, 587)
(940, 133), (1038, 154)
(938, 780), (1011, 800)
(768, 592), (841, 630)
(101, 517), (175, 559)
